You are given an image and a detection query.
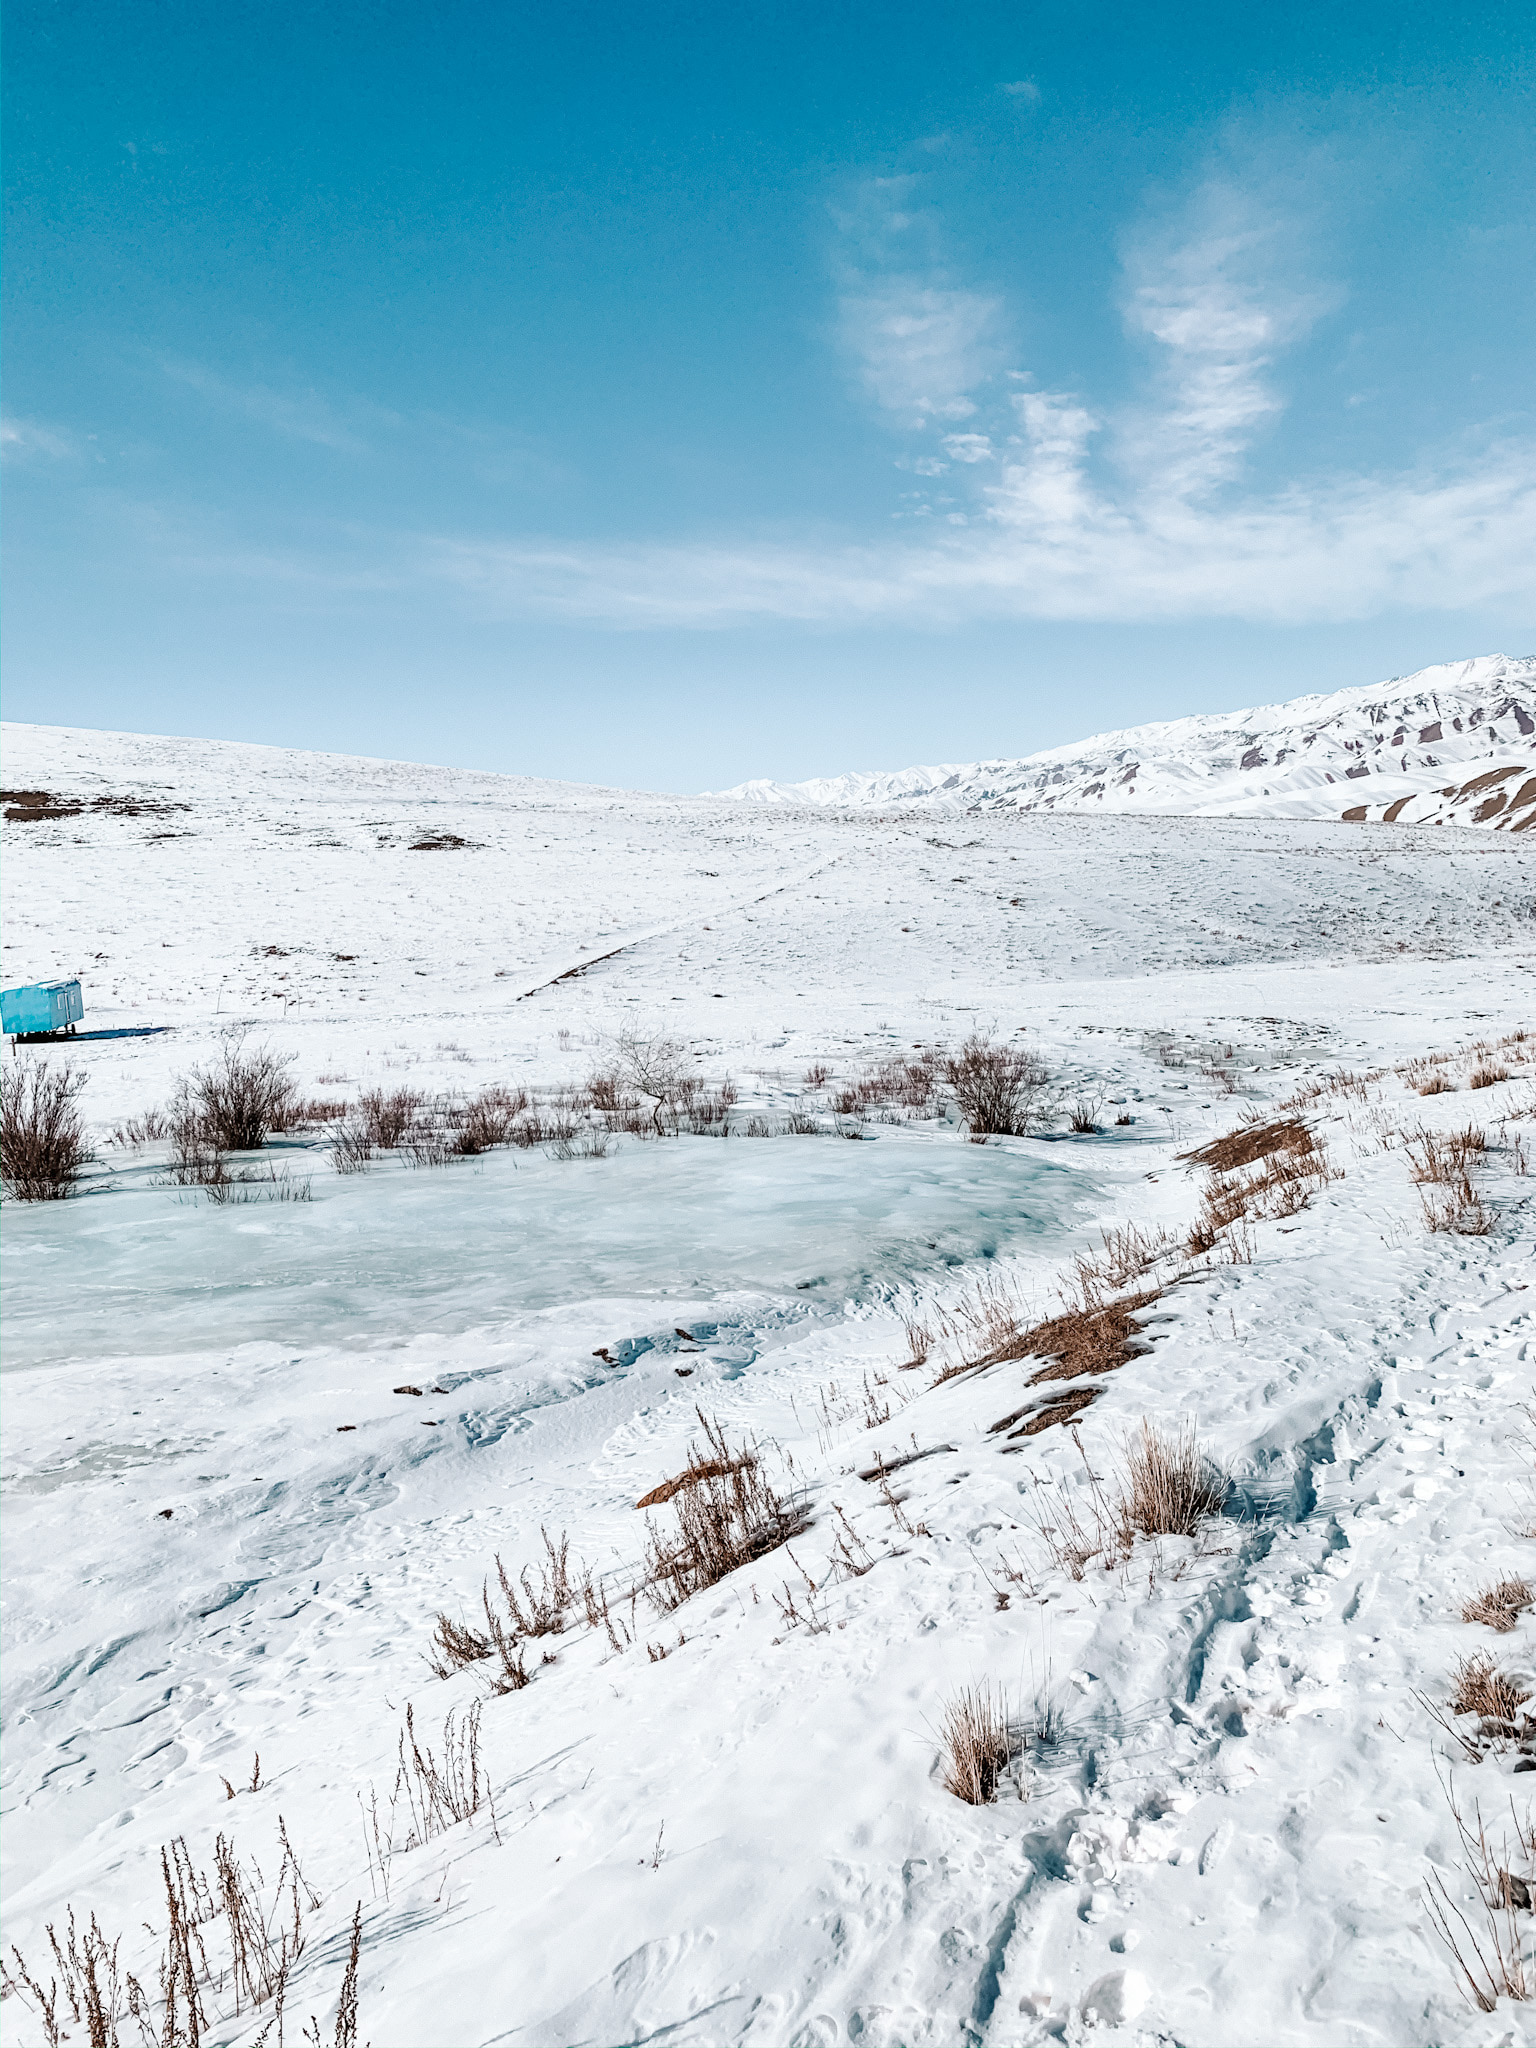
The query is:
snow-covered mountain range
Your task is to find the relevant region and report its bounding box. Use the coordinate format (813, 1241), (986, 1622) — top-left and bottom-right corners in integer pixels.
(717, 652), (1536, 830)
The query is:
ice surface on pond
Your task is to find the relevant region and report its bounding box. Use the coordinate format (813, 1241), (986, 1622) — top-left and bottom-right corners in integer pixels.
(0, 1129), (1122, 1372)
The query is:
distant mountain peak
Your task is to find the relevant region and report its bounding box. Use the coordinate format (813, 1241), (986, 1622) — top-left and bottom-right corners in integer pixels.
(711, 653), (1536, 830)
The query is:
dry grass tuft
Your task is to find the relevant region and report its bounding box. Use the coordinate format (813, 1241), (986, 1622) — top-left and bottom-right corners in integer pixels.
(1461, 1580), (1534, 1633)
(1180, 1114), (1313, 1174)
(937, 1684), (1015, 1804)
(1471, 1064), (1512, 1090)
(1451, 1654), (1532, 1726)
(643, 1412), (809, 1610)
(1182, 1122), (1336, 1254)
(1119, 1421), (1228, 1537)
(0, 1061), (91, 1201)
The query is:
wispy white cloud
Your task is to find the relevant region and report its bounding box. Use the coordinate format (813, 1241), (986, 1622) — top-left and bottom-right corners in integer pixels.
(1115, 174), (1340, 497)
(832, 175), (1005, 425)
(161, 359), (390, 452)
(419, 446), (1536, 626)
(1, 414), (82, 462)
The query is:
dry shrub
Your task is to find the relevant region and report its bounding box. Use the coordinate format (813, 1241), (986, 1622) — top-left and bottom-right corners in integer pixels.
(1088, 1221), (1177, 1292)
(0, 1061), (90, 1200)
(1423, 1187), (1493, 1235)
(899, 1313), (934, 1369)
(1471, 1065), (1511, 1090)
(1451, 1654), (1532, 1727)
(389, 1701), (496, 1847)
(942, 1034), (1049, 1137)
(427, 1613), (492, 1678)
(1028, 1422), (1225, 1579)
(108, 1106), (170, 1147)
(0, 1821), (347, 2047)
(803, 1063), (830, 1087)
(1406, 1125), (1487, 1183)
(1119, 1421), (1227, 1537)
(1067, 1097), (1102, 1133)
(491, 1529), (574, 1637)
(1425, 1769), (1534, 2012)
(644, 1412), (809, 1609)
(357, 1087), (423, 1148)
(587, 1037), (735, 1137)
(1462, 1580), (1534, 1633)
(294, 1096), (350, 1124)
(174, 1031), (296, 1150)
(331, 1120), (375, 1174)
(937, 1684), (1015, 1804)
(784, 1110), (820, 1135)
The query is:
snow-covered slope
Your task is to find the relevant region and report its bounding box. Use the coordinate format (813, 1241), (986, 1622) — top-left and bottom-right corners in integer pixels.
(3, 721), (1536, 2048)
(717, 653), (1536, 829)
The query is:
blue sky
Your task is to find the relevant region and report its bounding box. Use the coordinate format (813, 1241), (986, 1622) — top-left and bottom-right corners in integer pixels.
(4, 0), (1533, 790)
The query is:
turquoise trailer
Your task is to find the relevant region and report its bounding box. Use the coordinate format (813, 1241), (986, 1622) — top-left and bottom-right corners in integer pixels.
(1, 979), (84, 1038)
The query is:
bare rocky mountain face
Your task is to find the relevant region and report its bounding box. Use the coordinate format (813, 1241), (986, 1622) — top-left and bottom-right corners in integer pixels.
(716, 652), (1536, 830)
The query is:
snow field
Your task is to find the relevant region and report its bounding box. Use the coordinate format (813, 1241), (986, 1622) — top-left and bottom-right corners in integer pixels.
(2, 721), (1535, 2046)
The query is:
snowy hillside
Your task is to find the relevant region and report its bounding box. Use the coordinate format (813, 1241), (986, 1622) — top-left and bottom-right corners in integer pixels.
(2, 720), (1536, 2048)
(718, 652), (1536, 830)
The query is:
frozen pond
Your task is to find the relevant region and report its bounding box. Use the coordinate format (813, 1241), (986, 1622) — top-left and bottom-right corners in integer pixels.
(0, 1128), (1131, 1370)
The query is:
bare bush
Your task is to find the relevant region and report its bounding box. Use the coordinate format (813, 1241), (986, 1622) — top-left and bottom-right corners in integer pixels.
(803, 1063), (830, 1087)
(1462, 1580), (1534, 1633)
(942, 1034), (1049, 1137)
(937, 1684), (1015, 1804)
(784, 1110), (820, 1135)
(644, 1412), (809, 1610)
(331, 1120), (375, 1174)
(1, 1062), (91, 1200)
(357, 1087), (424, 1148)
(1067, 1097), (1102, 1134)
(1425, 1767), (1534, 2011)
(491, 1529), (575, 1638)
(174, 1032), (296, 1151)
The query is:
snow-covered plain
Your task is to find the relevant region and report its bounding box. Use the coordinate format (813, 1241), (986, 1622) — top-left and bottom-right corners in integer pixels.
(2, 715), (1535, 2047)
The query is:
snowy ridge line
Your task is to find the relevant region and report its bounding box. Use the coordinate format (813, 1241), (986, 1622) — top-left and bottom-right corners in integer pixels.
(711, 651), (1536, 830)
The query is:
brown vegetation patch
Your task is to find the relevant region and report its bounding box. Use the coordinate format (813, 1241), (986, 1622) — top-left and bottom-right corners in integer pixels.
(993, 1388), (1100, 1443)
(1462, 1580), (1534, 1633)
(1451, 1653), (1532, 1726)
(1180, 1116), (1313, 1174)
(635, 1457), (743, 1510)
(643, 1412), (809, 1609)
